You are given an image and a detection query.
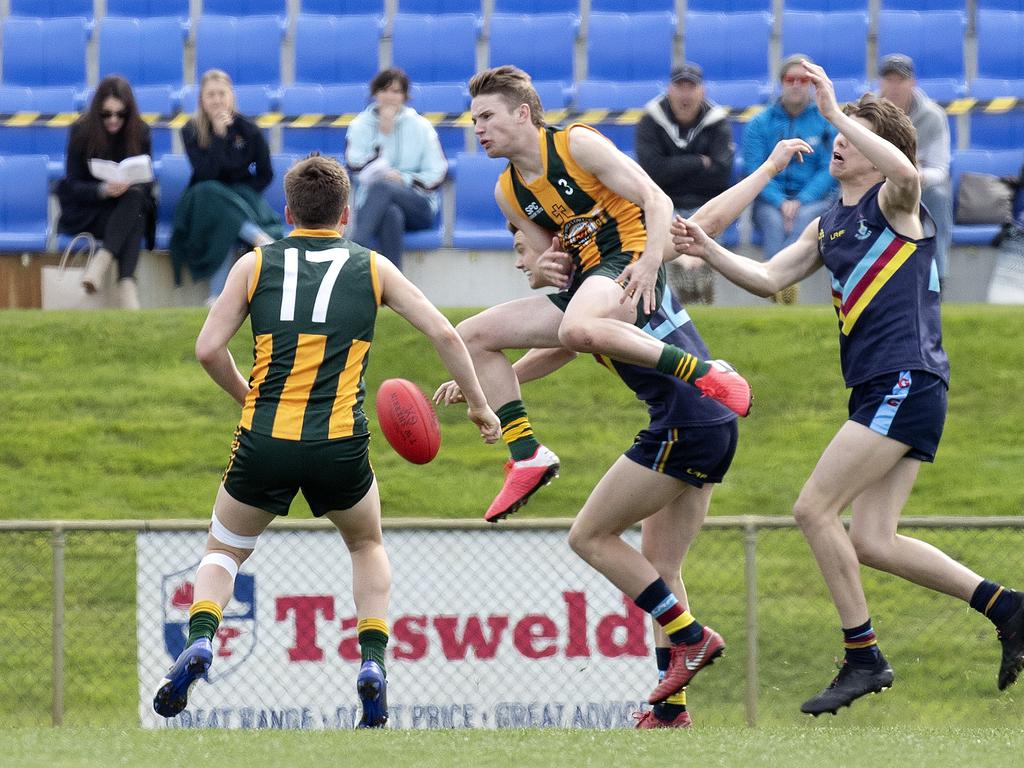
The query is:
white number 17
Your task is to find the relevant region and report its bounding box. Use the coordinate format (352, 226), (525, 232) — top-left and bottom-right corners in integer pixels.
(280, 247), (350, 323)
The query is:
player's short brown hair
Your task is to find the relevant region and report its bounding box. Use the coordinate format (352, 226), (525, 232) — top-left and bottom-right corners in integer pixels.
(843, 93), (918, 167)
(283, 152), (351, 228)
(469, 65), (545, 128)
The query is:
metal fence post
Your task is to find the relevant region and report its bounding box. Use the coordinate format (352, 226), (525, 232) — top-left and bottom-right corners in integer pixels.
(51, 526), (65, 727)
(743, 519), (759, 728)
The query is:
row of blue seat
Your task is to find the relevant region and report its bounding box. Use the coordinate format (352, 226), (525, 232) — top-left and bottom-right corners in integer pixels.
(4, 10), (1024, 91)
(2, 149), (1021, 253)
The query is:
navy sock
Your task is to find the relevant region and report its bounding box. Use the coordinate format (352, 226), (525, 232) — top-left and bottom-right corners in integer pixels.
(971, 580), (1020, 627)
(843, 619), (881, 667)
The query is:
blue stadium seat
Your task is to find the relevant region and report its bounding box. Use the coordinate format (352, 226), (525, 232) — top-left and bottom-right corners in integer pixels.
(395, 0), (480, 11)
(279, 84), (367, 156)
(131, 85), (178, 158)
(392, 14), (478, 85)
(971, 78), (1024, 99)
(831, 78), (870, 102)
(489, 14), (578, 82)
(575, 79), (663, 154)
(202, 0), (287, 15)
(2, 17), (90, 88)
(533, 80), (571, 110)
(294, 14), (381, 86)
(686, 0), (771, 9)
(106, 0), (190, 17)
(410, 83), (468, 157)
(909, 79), (966, 102)
(877, 11), (965, 82)
(703, 80), (767, 108)
(0, 154), (50, 251)
(301, 0), (385, 15)
(0, 86), (77, 159)
(263, 154), (300, 220)
(98, 17), (187, 88)
(452, 152), (513, 250)
(782, 11), (868, 80)
(880, 0), (963, 8)
(591, 0), (674, 10)
(403, 199), (445, 250)
(493, 0), (577, 10)
(976, 11), (1024, 81)
(195, 16), (285, 86)
(8, 0), (93, 16)
(685, 12), (772, 83)
(950, 149), (1024, 244)
(155, 154), (191, 249)
(784, 0), (867, 9)
(976, 0), (1024, 8)
(969, 112), (1024, 151)
(587, 12), (675, 82)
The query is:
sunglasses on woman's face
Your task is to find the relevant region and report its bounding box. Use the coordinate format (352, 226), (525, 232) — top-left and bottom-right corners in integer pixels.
(101, 110), (127, 119)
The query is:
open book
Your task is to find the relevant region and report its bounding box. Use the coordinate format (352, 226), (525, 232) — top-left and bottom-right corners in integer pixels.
(88, 154), (154, 185)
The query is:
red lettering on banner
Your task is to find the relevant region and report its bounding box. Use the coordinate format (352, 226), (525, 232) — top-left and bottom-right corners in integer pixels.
(433, 616), (509, 660)
(513, 614), (558, 658)
(393, 615), (428, 660)
(595, 596), (647, 657)
(563, 591), (590, 657)
(275, 595), (334, 661)
(338, 616), (360, 661)
(214, 626), (241, 657)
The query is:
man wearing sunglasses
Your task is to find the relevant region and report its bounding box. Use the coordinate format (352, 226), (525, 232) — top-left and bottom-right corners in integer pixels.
(742, 54), (837, 303)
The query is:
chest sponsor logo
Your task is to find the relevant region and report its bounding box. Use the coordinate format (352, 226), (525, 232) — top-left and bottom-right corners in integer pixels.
(524, 201), (542, 219)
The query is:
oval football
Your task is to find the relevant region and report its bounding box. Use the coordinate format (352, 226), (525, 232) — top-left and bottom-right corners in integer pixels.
(375, 378), (441, 464)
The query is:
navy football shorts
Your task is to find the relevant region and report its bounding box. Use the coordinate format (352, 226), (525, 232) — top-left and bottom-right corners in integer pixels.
(624, 420), (739, 487)
(847, 370), (947, 462)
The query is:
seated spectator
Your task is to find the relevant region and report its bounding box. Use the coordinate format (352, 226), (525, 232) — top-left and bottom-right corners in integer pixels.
(170, 69), (282, 302)
(57, 75), (156, 310)
(636, 62), (733, 304)
(743, 54), (836, 303)
(345, 68), (447, 270)
(878, 54), (952, 287)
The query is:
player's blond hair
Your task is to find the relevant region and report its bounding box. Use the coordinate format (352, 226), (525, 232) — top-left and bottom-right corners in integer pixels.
(843, 93), (918, 167)
(191, 69), (237, 149)
(284, 153), (351, 229)
(469, 66), (545, 128)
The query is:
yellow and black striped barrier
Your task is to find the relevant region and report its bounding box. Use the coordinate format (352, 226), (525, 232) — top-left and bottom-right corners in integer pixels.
(2, 97), (1021, 131)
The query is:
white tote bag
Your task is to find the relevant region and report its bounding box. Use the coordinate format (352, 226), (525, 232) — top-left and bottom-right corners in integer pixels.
(40, 233), (115, 310)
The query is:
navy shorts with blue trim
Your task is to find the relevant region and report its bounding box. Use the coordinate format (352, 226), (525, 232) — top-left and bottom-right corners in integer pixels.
(847, 370), (947, 462)
(222, 426), (375, 516)
(624, 420), (739, 487)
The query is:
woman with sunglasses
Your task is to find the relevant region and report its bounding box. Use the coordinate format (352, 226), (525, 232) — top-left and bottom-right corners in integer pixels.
(57, 75), (156, 309)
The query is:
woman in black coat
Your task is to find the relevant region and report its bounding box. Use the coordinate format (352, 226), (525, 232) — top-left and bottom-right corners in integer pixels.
(57, 75), (155, 309)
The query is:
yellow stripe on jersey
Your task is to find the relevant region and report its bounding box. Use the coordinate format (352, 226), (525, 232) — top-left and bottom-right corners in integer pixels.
(248, 247), (263, 303)
(272, 333), (328, 440)
(240, 333), (274, 430)
(369, 251), (382, 306)
(662, 609), (696, 636)
(328, 339), (372, 439)
(357, 617), (390, 636)
(840, 240), (916, 335)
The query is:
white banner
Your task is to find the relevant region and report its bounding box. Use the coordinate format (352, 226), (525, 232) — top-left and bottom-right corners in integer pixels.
(137, 528), (655, 730)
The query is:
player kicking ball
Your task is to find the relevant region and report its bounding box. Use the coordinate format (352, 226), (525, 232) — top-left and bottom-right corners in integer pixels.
(673, 61), (1024, 715)
(153, 154), (498, 727)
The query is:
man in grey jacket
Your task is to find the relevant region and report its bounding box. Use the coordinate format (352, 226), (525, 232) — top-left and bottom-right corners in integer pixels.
(879, 54), (953, 285)
(636, 62), (734, 304)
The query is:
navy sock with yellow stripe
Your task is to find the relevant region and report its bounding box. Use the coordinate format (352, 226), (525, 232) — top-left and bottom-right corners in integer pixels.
(496, 400), (540, 461)
(358, 618), (389, 675)
(842, 619), (881, 667)
(656, 345), (710, 384)
(652, 646), (687, 719)
(971, 580), (1019, 627)
(634, 578), (704, 645)
(187, 600), (223, 645)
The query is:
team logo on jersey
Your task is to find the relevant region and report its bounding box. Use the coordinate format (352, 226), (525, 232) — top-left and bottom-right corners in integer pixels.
(524, 201), (542, 219)
(854, 219), (872, 240)
(162, 564), (257, 680)
(561, 209), (607, 252)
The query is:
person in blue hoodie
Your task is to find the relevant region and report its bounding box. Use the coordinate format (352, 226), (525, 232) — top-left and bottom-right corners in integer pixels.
(345, 68), (448, 270)
(743, 55), (837, 302)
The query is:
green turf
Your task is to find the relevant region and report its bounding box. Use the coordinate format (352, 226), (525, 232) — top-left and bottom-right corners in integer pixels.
(4, 726), (1022, 768)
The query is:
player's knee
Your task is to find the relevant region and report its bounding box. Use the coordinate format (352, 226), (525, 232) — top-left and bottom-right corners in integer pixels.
(792, 494), (828, 531)
(567, 522), (595, 560)
(849, 531), (890, 569)
(557, 320), (597, 353)
(456, 316), (484, 348)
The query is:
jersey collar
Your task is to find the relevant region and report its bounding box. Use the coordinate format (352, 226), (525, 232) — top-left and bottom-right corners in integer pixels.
(291, 228), (341, 238)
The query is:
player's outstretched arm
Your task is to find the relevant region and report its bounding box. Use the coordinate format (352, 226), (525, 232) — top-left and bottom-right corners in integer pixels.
(376, 256), (500, 442)
(689, 138), (814, 240)
(673, 217), (822, 298)
(195, 251), (257, 405)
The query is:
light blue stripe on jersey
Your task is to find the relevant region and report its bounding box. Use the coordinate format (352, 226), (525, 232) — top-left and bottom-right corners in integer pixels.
(650, 593), (679, 618)
(644, 290), (691, 341)
(870, 371), (912, 435)
(929, 259), (940, 293)
(840, 228), (895, 303)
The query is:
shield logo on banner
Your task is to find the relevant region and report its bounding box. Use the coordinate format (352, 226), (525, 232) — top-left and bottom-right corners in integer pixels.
(161, 563), (257, 681)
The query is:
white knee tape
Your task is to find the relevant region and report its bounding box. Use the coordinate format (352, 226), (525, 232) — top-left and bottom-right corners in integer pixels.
(199, 552), (239, 580)
(210, 508), (260, 550)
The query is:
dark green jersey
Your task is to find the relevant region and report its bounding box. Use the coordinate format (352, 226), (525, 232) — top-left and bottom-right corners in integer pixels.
(239, 229), (381, 441)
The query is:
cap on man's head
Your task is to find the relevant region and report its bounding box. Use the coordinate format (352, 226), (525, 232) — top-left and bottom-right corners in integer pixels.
(671, 62), (703, 85)
(879, 54), (915, 79)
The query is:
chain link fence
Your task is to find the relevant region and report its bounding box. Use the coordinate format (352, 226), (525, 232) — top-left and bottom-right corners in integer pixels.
(2, 517), (1023, 729)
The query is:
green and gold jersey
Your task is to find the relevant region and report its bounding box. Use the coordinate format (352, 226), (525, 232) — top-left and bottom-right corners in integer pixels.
(499, 123), (648, 272)
(239, 229), (381, 441)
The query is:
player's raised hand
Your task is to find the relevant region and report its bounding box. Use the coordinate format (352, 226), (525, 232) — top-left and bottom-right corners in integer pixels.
(537, 236), (572, 289)
(801, 60), (840, 121)
(768, 138), (814, 174)
(468, 404), (500, 443)
(433, 380), (465, 405)
(671, 216), (713, 260)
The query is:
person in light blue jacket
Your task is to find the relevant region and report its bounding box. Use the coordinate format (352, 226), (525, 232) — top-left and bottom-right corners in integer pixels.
(743, 55), (837, 299)
(345, 68), (448, 270)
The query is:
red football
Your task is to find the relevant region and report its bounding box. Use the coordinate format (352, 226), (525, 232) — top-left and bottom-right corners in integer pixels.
(375, 378), (441, 464)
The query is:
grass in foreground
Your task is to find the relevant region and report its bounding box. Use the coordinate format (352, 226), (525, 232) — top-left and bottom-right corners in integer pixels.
(5, 726), (1024, 768)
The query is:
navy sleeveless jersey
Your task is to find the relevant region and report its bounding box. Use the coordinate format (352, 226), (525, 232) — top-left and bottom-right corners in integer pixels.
(817, 182), (949, 387)
(594, 291), (737, 430)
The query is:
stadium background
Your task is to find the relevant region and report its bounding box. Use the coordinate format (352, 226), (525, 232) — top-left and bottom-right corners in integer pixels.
(2, 0), (1024, 750)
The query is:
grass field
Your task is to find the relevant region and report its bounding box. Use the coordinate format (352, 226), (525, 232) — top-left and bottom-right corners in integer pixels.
(2, 306), (1024, 745)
